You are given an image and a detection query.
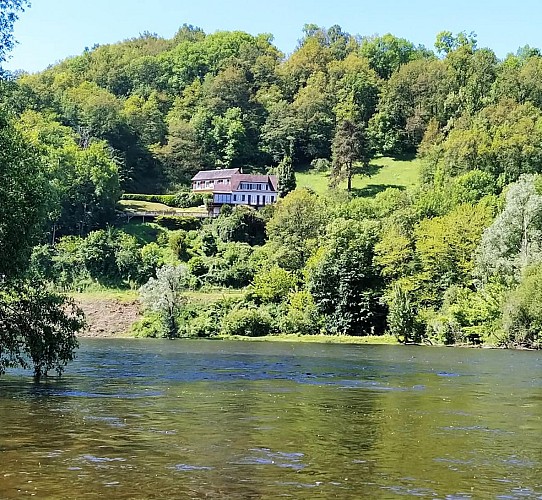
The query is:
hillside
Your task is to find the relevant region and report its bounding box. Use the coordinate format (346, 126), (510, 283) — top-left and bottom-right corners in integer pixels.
(296, 156), (422, 196)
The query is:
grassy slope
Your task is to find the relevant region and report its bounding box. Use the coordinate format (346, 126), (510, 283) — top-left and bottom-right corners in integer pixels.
(296, 156), (422, 196)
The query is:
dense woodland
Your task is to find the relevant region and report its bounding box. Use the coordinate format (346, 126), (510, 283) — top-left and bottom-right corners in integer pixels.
(3, 5), (542, 362)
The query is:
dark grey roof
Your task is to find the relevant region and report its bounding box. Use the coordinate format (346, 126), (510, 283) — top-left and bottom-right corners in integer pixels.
(231, 174), (278, 192)
(192, 169), (240, 181)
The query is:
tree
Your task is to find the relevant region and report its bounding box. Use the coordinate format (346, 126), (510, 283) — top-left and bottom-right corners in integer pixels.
(266, 189), (327, 270)
(0, 0), (28, 69)
(139, 265), (189, 338)
(331, 120), (371, 191)
(502, 264), (542, 348)
(360, 33), (430, 80)
(214, 205), (267, 246)
(476, 175), (542, 285)
(435, 31), (477, 56)
(0, 112), (51, 277)
(307, 219), (386, 335)
(251, 266), (297, 303)
(0, 282), (84, 380)
(387, 284), (418, 343)
(276, 155), (296, 198)
(414, 203), (494, 306)
(0, 112), (84, 379)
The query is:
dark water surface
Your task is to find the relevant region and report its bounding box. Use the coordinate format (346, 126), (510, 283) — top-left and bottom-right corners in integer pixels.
(0, 340), (541, 499)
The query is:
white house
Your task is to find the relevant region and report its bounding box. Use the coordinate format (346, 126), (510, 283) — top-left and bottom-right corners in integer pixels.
(192, 168), (278, 215)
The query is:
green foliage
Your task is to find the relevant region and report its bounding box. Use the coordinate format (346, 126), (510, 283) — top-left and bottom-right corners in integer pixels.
(360, 33), (430, 80)
(0, 282), (84, 380)
(502, 265), (542, 348)
(206, 242), (256, 288)
(433, 283), (505, 345)
(155, 215), (202, 231)
(280, 290), (321, 335)
(0, 112), (50, 278)
(15, 22), (542, 348)
(139, 264), (189, 338)
(267, 188), (327, 270)
(251, 266), (298, 303)
(222, 306), (274, 337)
(214, 205), (266, 246)
(307, 219), (387, 335)
(386, 284), (420, 343)
(122, 192), (205, 208)
(277, 155), (296, 198)
(331, 120), (372, 191)
(414, 203), (494, 306)
(476, 175), (542, 285)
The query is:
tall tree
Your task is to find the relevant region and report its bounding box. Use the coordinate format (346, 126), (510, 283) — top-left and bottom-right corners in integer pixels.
(276, 155), (296, 198)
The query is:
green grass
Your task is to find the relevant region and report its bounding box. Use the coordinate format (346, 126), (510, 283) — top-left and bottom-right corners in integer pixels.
(217, 333), (399, 344)
(185, 289), (245, 304)
(71, 287), (139, 302)
(296, 156), (422, 197)
(119, 199), (207, 215)
(118, 221), (165, 245)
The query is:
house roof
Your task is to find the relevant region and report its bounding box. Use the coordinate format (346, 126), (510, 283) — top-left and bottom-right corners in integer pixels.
(231, 174), (278, 191)
(192, 168), (240, 181)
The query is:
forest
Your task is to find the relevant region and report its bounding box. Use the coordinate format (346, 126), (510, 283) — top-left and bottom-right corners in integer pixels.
(2, 9), (542, 370)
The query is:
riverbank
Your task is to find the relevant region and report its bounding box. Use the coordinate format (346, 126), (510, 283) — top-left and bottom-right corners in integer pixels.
(73, 293), (399, 344)
(75, 292), (140, 338)
(216, 333), (399, 344)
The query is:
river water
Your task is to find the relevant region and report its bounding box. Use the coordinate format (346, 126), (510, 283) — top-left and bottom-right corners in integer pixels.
(0, 340), (540, 499)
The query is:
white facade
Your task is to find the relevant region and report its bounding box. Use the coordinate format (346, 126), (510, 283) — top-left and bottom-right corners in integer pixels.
(192, 169), (278, 216)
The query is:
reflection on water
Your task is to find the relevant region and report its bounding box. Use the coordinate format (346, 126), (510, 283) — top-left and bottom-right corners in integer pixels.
(0, 340), (541, 499)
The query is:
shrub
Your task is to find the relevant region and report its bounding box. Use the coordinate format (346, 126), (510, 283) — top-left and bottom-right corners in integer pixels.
(251, 266), (298, 303)
(155, 215), (202, 231)
(280, 290), (320, 335)
(132, 311), (165, 338)
(222, 306), (273, 337)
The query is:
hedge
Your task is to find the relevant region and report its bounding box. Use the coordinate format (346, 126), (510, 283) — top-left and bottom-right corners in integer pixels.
(122, 192), (207, 208)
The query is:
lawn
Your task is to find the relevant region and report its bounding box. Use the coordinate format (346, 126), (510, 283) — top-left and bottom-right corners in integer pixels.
(119, 199), (207, 215)
(296, 156), (422, 197)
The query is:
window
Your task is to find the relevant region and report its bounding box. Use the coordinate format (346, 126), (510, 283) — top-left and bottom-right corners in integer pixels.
(233, 195), (237, 201)
(242, 195), (245, 201)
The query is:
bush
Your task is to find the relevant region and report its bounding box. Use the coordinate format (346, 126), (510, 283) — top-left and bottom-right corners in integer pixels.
(132, 311), (165, 338)
(251, 266), (298, 303)
(155, 215), (202, 231)
(222, 306), (274, 337)
(502, 265), (542, 348)
(280, 290), (320, 335)
(214, 206), (267, 246)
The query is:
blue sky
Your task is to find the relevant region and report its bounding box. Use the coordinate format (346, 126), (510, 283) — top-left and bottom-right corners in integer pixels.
(5, 0), (542, 72)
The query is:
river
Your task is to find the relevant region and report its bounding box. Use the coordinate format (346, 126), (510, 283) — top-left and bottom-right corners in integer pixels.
(0, 340), (540, 499)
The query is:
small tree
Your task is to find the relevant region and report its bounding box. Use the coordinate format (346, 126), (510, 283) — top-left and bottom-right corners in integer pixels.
(0, 282), (85, 381)
(331, 120), (372, 191)
(277, 155), (296, 198)
(387, 284), (419, 343)
(139, 265), (188, 338)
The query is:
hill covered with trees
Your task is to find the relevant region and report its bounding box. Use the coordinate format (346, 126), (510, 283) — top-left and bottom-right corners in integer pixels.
(3, 20), (542, 349)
